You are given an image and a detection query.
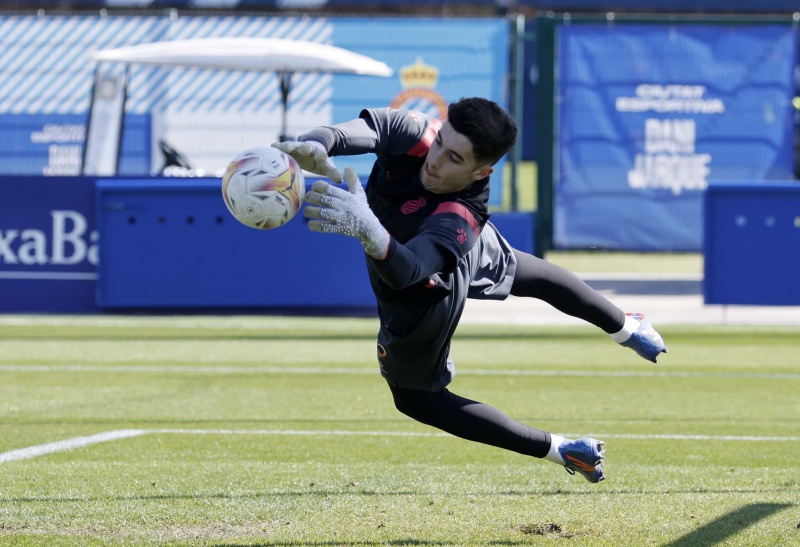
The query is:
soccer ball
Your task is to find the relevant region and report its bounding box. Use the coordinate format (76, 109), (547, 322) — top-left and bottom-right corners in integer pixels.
(221, 146), (305, 230)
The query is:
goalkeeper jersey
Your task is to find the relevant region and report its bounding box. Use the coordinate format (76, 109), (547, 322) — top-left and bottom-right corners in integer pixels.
(300, 107), (492, 305)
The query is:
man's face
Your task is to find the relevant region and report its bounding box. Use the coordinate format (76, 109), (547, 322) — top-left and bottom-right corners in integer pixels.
(420, 121), (493, 194)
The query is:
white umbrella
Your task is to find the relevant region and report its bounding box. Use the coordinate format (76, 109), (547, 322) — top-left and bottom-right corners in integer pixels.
(91, 37), (393, 76)
(90, 37), (393, 139)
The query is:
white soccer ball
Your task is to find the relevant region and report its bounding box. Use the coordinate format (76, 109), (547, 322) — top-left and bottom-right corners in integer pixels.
(221, 147), (305, 230)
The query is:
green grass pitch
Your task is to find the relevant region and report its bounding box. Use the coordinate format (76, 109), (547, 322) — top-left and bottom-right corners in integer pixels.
(0, 314), (798, 546)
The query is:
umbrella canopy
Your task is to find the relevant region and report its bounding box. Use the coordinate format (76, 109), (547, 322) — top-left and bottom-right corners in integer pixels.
(90, 37), (393, 77)
(90, 37), (393, 143)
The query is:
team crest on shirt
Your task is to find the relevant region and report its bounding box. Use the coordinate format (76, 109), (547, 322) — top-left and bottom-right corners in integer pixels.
(456, 228), (468, 244)
(389, 58), (448, 120)
(401, 197), (426, 214)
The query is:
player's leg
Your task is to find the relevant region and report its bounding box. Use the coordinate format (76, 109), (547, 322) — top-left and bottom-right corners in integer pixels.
(466, 224), (616, 331)
(389, 385), (605, 483)
(510, 249), (624, 333)
(509, 249), (667, 362)
(390, 384), (550, 456)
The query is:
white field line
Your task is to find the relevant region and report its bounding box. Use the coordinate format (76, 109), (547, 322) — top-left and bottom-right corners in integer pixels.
(0, 365), (376, 375)
(0, 272), (97, 281)
(0, 316), (364, 331)
(157, 428), (449, 437)
(2, 429), (799, 464)
(597, 434), (800, 442)
(155, 430), (800, 443)
(0, 429), (147, 463)
(1, 364), (799, 380)
(577, 273), (702, 281)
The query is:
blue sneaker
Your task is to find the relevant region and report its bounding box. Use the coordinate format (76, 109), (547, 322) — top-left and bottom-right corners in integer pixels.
(558, 438), (605, 483)
(619, 313), (667, 363)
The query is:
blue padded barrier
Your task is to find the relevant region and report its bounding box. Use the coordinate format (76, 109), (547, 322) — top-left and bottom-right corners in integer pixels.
(704, 182), (800, 305)
(96, 178), (376, 311)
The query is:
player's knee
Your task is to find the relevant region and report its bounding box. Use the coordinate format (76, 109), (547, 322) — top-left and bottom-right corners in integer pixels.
(389, 385), (438, 425)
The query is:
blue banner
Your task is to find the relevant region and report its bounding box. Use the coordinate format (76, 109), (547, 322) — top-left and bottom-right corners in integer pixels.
(554, 23), (797, 251)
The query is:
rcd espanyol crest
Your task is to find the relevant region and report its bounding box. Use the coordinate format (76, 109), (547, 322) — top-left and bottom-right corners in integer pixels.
(389, 58), (448, 120)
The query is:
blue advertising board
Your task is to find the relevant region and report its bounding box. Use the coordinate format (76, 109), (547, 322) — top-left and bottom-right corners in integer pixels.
(554, 24), (797, 251)
(95, 177), (377, 310)
(0, 177), (98, 312)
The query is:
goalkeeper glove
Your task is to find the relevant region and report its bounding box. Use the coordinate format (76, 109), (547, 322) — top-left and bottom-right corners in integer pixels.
(271, 140), (342, 183)
(611, 312), (667, 363)
(303, 166), (390, 259)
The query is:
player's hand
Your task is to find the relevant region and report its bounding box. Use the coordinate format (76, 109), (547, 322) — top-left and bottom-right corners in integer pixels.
(615, 312), (667, 363)
(271, 140), (342, 183)
(303, 166), (389, 259)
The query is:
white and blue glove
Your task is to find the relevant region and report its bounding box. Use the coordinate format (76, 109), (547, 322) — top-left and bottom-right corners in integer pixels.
(611, 312), (667, 363)
(303, 166), (390, 259)
(271, 140), (342, 183)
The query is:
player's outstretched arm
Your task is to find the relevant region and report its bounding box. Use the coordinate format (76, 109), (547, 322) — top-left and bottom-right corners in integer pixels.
(303, 166), (389, 259)
(272, 140), (342, 183)
(610, 313), (667, 363)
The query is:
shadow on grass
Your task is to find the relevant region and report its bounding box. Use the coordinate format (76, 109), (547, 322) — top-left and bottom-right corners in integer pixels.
(204, 503), (795, 547)
(664, 502), (792, 547)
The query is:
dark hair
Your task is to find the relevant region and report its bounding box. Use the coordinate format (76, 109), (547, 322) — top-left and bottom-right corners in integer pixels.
(447, 97), (517, 166)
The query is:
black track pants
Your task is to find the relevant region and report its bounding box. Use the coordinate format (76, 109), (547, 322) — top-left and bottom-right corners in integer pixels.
(390, 385), (552, 458)
(510, 250), (625, 334)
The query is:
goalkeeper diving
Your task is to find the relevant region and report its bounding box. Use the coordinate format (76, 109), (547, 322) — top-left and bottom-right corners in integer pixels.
(273, 98), (666, 483)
